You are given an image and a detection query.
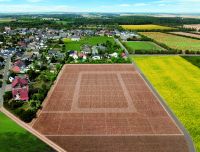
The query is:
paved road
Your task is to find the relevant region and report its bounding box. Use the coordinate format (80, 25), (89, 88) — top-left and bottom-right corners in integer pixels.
(114, 38), (130, 56)
(0, 57), (11, 107)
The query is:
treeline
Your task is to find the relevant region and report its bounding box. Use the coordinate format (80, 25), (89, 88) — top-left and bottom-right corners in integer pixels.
(0, 20), (69, 30)
(70, 16), (200, 26)
(1, 15), (200, 30)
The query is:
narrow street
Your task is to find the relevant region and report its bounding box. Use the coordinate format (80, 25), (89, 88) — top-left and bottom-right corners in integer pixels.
(0, 57), (11, 107)
(114, 38), (130, 56)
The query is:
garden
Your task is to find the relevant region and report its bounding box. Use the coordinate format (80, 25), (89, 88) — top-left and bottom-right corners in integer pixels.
(3, 56), (62, 123)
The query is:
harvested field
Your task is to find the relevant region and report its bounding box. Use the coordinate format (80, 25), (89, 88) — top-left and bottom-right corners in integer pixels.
(33, 64), (189, 152)
(170, 32), (200, 39)
(140, 32), (200, 51)
(184, 24), (200, 31)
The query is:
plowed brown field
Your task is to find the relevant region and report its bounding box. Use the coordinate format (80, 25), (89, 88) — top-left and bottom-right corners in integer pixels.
(33, 64), (189, 152)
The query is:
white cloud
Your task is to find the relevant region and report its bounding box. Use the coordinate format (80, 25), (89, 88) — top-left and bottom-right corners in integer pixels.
(0, 4), (75, 12)
(0, 0), (200, 13)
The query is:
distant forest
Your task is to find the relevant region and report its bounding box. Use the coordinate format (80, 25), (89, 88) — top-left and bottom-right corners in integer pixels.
(1, 14), (200, 29)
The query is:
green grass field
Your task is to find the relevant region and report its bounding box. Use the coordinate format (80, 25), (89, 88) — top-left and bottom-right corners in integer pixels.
(182, 56), (200, 68)
(0, 18), (15, 23)
(124, 41), (165, 52)
(133, 56), (200, 152)
(120, 24), (175, 30)
(0, 112), (52, 152)
(65, 36), (115, 51)
(140, 32), (200, 51)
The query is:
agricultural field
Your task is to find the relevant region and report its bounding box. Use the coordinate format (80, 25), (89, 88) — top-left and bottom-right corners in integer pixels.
(140, 32), (200, 51)
(124, 41), (165, 53)
(0, 18), (16, 23)
(183, 24), (200, 31)
(170, 32), (200, 39)
(0, 112), (52, 152)
(182, 56), (200, 68)
(120, 24), (175, 31)
(65, 36), (115, 51)
(133, 56), (200, 152)
(0, 18), (15, 23)
(33, 64), (188, 152)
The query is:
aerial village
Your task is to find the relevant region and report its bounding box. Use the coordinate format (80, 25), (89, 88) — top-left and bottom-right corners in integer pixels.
(0, 26), (135, 121)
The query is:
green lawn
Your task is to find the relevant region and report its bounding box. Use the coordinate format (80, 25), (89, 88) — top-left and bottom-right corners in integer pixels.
(140, 32), (200, 51)
(0, 112), (52, 152)
(133, 56), (200, 152)
(124, 41), (164, 52)
(65, 36), (115, 51)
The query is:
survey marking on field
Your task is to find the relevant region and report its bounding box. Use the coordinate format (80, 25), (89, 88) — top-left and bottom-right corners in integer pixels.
(33, 64), (189, 152)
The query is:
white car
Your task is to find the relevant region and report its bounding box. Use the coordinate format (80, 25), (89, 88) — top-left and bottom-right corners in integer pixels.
(92, 56), (101, 60)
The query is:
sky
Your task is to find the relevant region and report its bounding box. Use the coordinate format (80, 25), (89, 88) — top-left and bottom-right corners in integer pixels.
(0, 0), (200, 13)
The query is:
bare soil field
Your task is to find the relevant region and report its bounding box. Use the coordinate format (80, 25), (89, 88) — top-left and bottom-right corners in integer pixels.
(33, 64), (189, 152)
(170, 32), (200, 39)
(183, 24), (200, 31)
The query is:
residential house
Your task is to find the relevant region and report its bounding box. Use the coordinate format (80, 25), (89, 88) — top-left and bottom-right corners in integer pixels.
(92, 46), (99, 56)
(12, 76), (29, 101)
(81, 45), (92, 54)
(11, 60), (26, 73)
(48, 50), (57, 56)
(71, 35), (81, 41)
(69, 51), (79, 60)
(110, 52), (118, 58)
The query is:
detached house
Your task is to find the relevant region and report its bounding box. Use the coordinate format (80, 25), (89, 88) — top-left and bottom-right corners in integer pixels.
(11, 60), (26, 73)
(12, 76), (29, 101)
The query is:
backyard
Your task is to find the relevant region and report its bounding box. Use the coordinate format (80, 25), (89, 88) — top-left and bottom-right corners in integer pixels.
(133, 56), (200, 152)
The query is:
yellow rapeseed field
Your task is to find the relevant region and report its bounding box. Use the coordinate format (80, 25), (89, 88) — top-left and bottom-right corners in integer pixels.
(133, 56), (200, 152)
(120, 24), (174, 30)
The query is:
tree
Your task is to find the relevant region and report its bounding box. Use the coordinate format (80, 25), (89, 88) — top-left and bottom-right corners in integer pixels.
(27, 68), (39, 81)
(3, 91), (13, 102)
(0, 80), (2, 88)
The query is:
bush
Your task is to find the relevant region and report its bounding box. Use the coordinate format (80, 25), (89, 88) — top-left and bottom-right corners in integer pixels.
(3, 100), (24, 110)
(3, 91), (12, 102)
(14, 109), (37, 123)
(0, 80), (2, 88)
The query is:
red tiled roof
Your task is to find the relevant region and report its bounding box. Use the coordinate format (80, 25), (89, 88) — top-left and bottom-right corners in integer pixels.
(14, 60), (25, 68)
(12, 77), (28, 88)
(12, 87), (29, 101)
(11, 66), (21, 73)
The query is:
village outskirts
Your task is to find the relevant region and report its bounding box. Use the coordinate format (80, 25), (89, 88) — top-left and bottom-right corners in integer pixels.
(0, 26), (137, 122)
